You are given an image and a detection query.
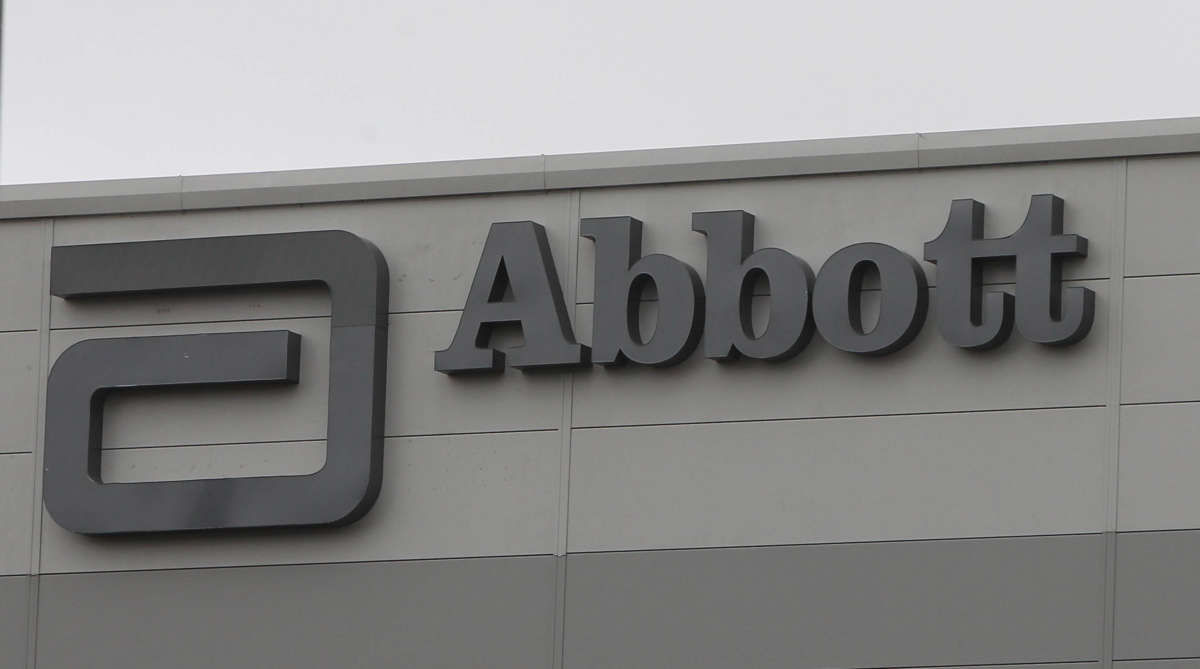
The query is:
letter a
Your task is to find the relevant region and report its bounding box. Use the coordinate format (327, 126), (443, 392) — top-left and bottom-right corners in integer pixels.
(435, 221), (589, 373)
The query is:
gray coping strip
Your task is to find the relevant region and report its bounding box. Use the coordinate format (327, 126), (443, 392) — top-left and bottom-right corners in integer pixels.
(4, 117), (1200, 220)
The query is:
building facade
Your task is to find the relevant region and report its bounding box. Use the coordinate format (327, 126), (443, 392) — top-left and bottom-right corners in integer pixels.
(1, 118), (1200, 667)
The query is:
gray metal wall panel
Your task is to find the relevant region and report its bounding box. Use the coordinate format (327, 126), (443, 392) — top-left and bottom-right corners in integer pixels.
(0, 332), (40, 455)
(52, 283), (331, 330)
(1114, 530), (1200, 660)
(1118, 402), (1200, 531)
(49, 190), (573, 324)
(1117, 662), (1200, 669)
(385, 311), (563, 437)
(0, 454), (33, 576)
(576, 159), (1118, 303)
(1122, 275), (1200, 404)
(36, 556), (557, 669)
(40, 431), (559, 573)
(0, 576), (29, 669)
(572, 280), (1107, 428)
(0, 220), (46, 333)
(48, 312), (561, 450)
(1125, 154), (1200, 277)
(564, 535), (1105, 669)
(50, 317), (332, 449)
(569, 407), (1107, 552)
(100, 440), (326, 482)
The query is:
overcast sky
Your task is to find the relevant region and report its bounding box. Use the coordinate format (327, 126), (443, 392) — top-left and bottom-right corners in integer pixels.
(3, 0), (1200, 184)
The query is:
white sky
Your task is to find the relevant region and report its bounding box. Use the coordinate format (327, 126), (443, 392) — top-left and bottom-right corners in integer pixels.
(3, 0), (1200, 184)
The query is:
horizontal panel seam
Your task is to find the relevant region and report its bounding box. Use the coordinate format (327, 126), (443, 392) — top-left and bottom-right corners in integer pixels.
(1119, 399), (1200, 408)
(1114, 657), (1200, 663)
(39, 552), (560, 577)
(101, 428), (559, 451)
(574, 403), (1107, 431)
(566, 532), (1106, 556)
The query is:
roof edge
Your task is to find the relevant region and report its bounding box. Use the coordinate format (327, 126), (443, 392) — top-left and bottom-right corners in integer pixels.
(5, 116), (1200, 220)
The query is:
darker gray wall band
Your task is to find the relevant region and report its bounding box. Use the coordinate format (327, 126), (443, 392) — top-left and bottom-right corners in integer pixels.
(35, 556), (559, 669)
(925, 194), (1094, 347)
(691, 210), (815, 361)
(565, 534), (1105, 669)
(812, 242), (929, 355)
(1114, 529), (1200, 659)
(581, 216), (704, 367)
(45, 230), (389, 534)
(435, 221), (588, 374)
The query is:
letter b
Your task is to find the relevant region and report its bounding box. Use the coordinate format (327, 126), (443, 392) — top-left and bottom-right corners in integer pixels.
(692, 210), (815, 360)
(581, 216), (704, 366)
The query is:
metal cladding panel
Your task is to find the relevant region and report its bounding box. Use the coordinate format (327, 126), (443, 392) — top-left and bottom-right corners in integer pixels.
(571, 281), (1108, 428)
(35, 556), (558, 669)
(0, 332), (39, 455)
(49, 318), (333, 449)
(1118, 402), (1200, 532)
(1115, 530), (1200, 659)
(49, 190), (574, 323)
(0, 454), (34, 576)
(39, 431), (559, 573)
(575, 159), (1119, 304)
(47, 312), (562, 449)
(569, 407), (1107, 552)
(1125, 154), (1200, 277)
(0, 576), (29, 669)
(565, 536), (1106, 669)
(0, 220), (46, 333)
(1122, 275), (1200, 404)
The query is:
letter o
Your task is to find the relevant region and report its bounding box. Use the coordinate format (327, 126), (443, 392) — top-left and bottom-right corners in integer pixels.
(813, 242), (928, 355)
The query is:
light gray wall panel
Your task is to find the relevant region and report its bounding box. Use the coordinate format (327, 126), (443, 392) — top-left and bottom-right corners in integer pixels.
(576, 159), (1118, 303)
(52, 283), (331, 330)
(0, 332), (39, 454)
(915, 665), (1097, 669)
(565, 535), (1105, 669)
(50, 190), (572, 325)
(1114, 530), (1200, 660)
(41, 430), (559, 573)
(0, 576), (29, 669)
(101, 440), (326, 483)
(0, 454), (33, 576)
(36, 556), (557, 669)
(1122, 275), (1200, 404)
(1118, 662), (1200, 669)
(1126, 154), (1200, 277)
(571, 280), (1107, 428)
(0, 220), (45, 332)
(386, 311), (563, 437)
(49, 312), (561, 449)
(1118, 402), (1200, 531)
(50, 317), (332, 449)
(569, 407), (1107, 552)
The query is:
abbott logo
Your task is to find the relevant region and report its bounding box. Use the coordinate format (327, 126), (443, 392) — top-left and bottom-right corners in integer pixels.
(43, 231), (389, 535)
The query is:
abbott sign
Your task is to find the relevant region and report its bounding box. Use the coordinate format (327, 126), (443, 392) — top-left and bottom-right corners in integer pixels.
(436, 194), (1092, 372)
(43, 194), (1091, 535)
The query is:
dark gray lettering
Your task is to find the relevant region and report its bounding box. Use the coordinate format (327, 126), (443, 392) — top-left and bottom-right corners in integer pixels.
(581, 216), (704, 366)
(692, 210), (815, 361)
(813, 242), (928, 355)
(435, 221), (588, 373)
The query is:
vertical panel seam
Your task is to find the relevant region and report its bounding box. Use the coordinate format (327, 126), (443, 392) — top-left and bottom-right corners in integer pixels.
(552, 189), (581, 669)
(1100, 158), (1128, 669)
(25, 217), (53, 669)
